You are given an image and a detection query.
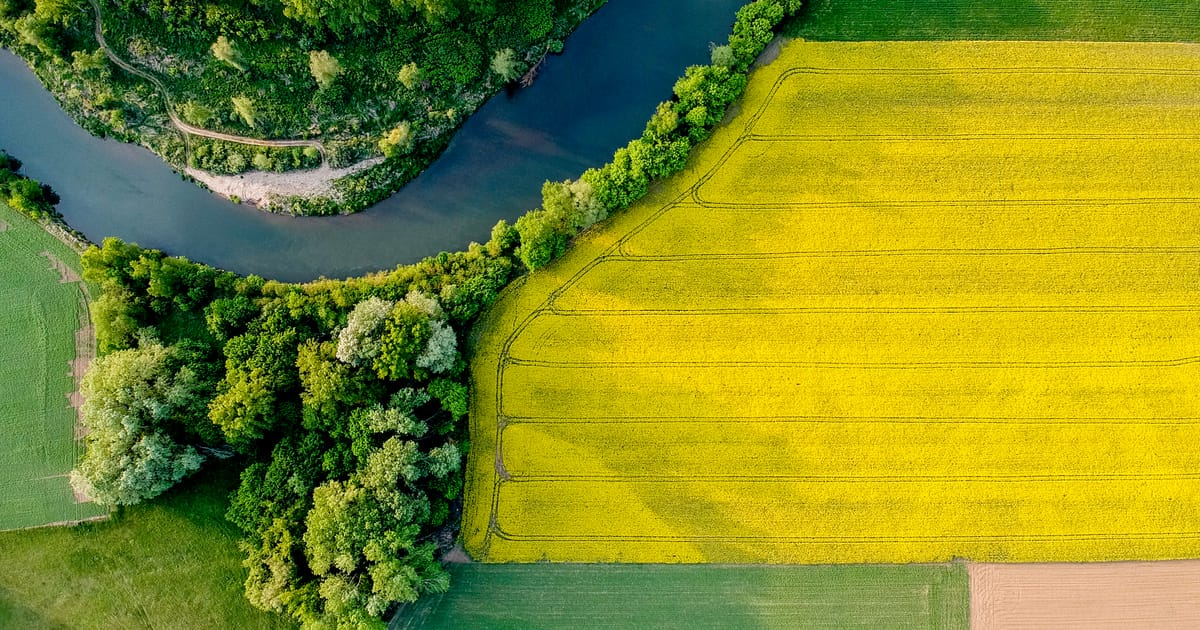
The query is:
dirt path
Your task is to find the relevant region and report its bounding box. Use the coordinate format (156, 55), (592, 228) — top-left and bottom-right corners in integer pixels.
(40, 251), (81, 283)
(88, 0), (325, 163)
(970, 562), (1200, 629)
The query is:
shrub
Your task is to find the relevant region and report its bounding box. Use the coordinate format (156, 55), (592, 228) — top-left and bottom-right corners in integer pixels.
(378, 121), (414, 158)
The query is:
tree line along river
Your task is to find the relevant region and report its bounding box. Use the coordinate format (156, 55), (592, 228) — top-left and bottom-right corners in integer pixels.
(0, 0), (744, 282)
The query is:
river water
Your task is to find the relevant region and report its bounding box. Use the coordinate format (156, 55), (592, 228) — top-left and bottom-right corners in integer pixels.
(0, 0), (743, 281)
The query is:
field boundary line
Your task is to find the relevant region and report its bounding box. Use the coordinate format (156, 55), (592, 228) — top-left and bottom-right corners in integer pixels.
(503, 415), (1200, 425)
(747, 133), (1200, 141)
(489, 526), (1200, 544)
(504, 356), (1200, 369)
(492, 534), (1200, 543)
(500, 473), (1200, 483)
(546, 305), (1200, 315)
(616, 245), (1200, 261)
(770, 67), (1200, 78)
(685, 197), (1200, 211)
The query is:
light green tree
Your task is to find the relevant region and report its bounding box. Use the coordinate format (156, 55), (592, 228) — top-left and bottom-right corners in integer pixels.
(710, 44), (735, 67)
(308, 49), (344, 89)
(231, 95), (257, 128)
(179, 100), (213, 126)
(378, 121), (414, 158)
(210, 35), (246, 71)
(397, 61), (422, 90)
(489, 48), (521, 82)
(335, 296), (394, 366)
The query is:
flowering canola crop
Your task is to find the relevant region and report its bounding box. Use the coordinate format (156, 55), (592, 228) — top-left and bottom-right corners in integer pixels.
(464, 40), (1200, 563)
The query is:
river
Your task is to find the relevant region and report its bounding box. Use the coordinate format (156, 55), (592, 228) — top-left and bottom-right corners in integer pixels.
(0, 0), (743, 281)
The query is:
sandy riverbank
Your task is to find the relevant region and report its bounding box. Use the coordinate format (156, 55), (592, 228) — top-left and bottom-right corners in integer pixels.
(186, 158), (384, 209)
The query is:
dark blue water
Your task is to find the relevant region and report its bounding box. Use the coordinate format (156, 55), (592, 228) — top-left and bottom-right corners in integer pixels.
(0, 0), (742, 281)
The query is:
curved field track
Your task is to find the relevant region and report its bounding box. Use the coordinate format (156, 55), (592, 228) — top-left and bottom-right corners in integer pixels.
(464, 40), (1200, 564)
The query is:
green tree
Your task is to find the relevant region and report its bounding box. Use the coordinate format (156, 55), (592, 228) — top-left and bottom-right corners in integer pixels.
(393, 0), (460, 24)
(70, 343), (205, 506)
(208, 366), (275, 447)
(514, 207), (567, 270)
(308, 50), (344, 89)
(373, 302), (430, 380)
(279, 0), (383, 36)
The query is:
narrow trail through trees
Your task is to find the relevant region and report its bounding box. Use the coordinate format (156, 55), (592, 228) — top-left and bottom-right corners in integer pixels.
(88, 0), (327, 164)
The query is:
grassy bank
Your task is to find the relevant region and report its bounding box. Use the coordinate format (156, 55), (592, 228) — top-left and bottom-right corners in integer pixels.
(0, 464), (294, 629)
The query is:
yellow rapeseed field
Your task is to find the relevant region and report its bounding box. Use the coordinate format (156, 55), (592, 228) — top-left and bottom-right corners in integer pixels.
(463, 41), (1200, 563)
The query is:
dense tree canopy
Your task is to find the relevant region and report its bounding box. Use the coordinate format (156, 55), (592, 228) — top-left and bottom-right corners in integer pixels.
(75, 226), (518, 627)
(70, 343), (209, 506)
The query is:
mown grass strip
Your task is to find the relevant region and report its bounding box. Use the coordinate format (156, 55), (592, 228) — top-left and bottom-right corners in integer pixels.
(394, 564), (967, 629)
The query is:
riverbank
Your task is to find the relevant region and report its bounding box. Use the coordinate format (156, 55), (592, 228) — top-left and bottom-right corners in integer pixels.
(187, 158), (383, 211)
(1, 1), (747, 280)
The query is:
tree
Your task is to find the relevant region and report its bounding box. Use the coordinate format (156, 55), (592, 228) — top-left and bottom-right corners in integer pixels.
(397, 62), (422, 90)
(392, 0), (460, 25)
(279, 0), (384, 36)
(489, 48), (521, 82)
(710, 44), (735, 67)
(208, 365), (276, 447)
(514, 207), (567, 270)
(231, 95), (257, 128)
(374, 302), (430, 380)
(336, 296), (393, 367)
(427, 378), (467, 422)
(211, 35), (246, 71)
(70, 343), (205, 506)
(180, 100), (214, 127)
(415, 319), (456, 374)
(378, 121), (414, 158)
(308, 50), (343, 89)
(302, 432), (454, 627)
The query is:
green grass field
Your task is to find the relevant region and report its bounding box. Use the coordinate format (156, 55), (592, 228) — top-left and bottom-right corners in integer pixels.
(0, 203), (105, 530)
(0, 464), (295, 629)
(393, 564), (967, 629)
(789, 0), (1200, 40)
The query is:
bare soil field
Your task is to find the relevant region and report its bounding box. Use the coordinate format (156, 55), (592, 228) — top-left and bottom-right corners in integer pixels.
(971, 562), (1200, 629)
